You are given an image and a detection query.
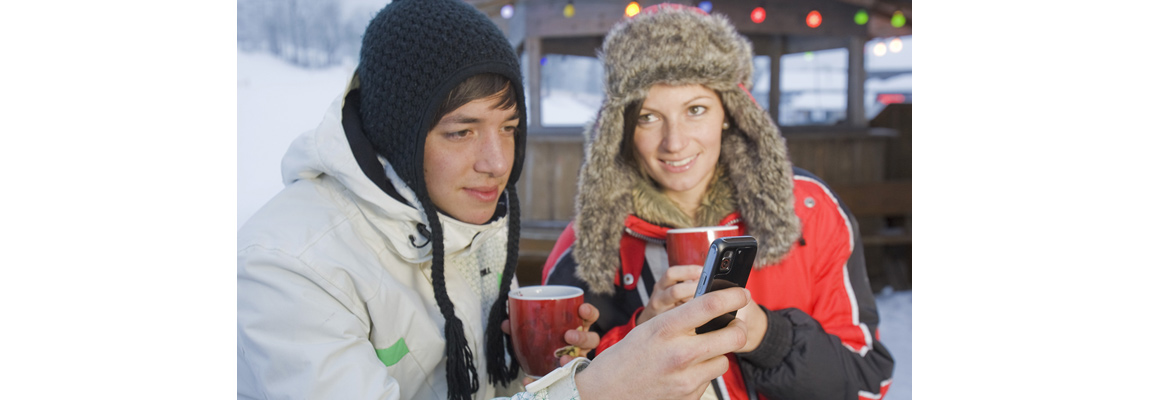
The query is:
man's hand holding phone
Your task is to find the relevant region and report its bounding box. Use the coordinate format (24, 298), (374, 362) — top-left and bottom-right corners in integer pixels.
(574, 287), (754, 400)
(689, 236), (769, 351)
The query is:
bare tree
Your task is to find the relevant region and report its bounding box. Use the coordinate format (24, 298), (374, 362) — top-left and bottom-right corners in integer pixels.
(238, 0), (375, 69)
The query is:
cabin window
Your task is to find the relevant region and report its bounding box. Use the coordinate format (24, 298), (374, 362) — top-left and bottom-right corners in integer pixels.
(750, 56), (772, 111)
(539, 54), (604, 127)
(779, 48), (848, 126)
(864, 35), (913, 119)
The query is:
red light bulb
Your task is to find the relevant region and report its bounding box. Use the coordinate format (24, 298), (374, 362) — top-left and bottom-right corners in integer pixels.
(806, 10), (822, 28)
(751, 7), (766, 23)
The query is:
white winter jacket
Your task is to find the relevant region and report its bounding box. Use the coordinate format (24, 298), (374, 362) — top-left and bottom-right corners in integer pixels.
(237, 83), (584, 400)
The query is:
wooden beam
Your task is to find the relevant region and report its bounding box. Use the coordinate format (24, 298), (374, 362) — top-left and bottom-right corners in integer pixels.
(542, 37), (605, 58)
(526, 0), (631, 38)
(769, 36), (783, 123)
(784, 35), (850, 54)
(525, 36), (543, 131)
(463, 0), (513, 18)
(847, 35), (866, 126)
(721, 0), (869, 37)
(832, 0), (912, 20)
(830, 180), (911, 217)
(867, 12), (912, 37)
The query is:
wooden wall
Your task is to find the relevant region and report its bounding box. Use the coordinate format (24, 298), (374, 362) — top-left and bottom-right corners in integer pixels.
(864, 104), (913, 291)
(521, 134), (584, 224)
(784, 127), (892, 185)
(516, 133), (585, 286)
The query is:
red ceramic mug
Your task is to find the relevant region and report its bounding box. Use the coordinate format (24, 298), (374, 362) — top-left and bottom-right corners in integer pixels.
(508, 285), (585, 378)
(665, 226), (739, 267)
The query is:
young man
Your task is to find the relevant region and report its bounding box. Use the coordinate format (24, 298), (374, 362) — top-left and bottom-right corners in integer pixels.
(237, 1), (753, 399)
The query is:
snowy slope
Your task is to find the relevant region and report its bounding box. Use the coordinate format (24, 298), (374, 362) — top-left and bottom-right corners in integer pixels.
(237, 51), (356, 228)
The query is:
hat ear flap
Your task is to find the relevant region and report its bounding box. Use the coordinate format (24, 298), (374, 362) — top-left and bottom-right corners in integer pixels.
(717, 89), (800, 267)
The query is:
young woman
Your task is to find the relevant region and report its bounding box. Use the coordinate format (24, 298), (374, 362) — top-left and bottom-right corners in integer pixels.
(544, 4), (895, 400)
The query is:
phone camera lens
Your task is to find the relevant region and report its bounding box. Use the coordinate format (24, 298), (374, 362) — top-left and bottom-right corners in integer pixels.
(719, 256), (731, 273)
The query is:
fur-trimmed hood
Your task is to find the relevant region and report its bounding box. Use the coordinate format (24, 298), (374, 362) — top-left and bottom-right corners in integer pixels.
(573, 4), (802, 295)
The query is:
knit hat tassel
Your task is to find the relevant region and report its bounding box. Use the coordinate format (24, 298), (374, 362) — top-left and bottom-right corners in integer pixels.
(485, 185), (521, 385)
(427, 206), (480, 400)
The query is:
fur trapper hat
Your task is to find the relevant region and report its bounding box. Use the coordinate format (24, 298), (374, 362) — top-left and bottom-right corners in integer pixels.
(573, 4), (802, 295)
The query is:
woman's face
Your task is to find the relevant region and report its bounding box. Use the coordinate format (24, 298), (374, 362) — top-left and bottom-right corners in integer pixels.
(631, 83), (725, 206)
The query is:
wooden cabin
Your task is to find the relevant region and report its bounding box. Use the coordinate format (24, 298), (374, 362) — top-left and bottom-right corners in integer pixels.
(465, 0), (912, 291)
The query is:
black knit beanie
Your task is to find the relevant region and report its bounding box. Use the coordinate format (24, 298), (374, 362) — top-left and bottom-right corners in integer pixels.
(357, 0), (526, 398)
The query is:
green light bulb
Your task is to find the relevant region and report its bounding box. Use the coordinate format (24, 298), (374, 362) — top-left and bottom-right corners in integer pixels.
(891, 11), (906, 28)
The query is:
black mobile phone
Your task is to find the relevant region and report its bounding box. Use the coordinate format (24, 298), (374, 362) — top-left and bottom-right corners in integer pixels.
(693, 236), (758, 334)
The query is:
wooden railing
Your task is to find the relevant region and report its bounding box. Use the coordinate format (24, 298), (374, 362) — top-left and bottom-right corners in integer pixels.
(831, 180), (911, 246)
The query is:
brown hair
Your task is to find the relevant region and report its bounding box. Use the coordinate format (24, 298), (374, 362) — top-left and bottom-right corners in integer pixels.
(432, 73), (519, 126)
(620, 99), (644, 169)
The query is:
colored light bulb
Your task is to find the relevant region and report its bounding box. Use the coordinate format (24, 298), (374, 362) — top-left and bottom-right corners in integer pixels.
(625, 2), (641, 17)
(751, 7), (766, 23)
(873, 42), (887, 57)
(854, 9), (868, 25)
(806, 10), (822, 28)
(891, 11), (906, 28)
(698, 1), (713, 13)
(564, 3), (575, 18)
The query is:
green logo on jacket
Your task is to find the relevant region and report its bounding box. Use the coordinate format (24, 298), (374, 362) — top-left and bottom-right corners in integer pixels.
(376, 338), (409, 366)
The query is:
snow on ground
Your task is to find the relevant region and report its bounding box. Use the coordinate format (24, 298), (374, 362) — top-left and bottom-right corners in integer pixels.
(237, 51), (356, 228)
(237, 50), (912, 399)
(541, 90), (598, 126)
(875, 287), (912, 400)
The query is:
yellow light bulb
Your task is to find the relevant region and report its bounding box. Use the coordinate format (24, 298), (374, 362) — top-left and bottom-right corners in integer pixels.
(564, 3), (575, 18)
(873, 42), (887, 57)
(625, 2), (641, 17)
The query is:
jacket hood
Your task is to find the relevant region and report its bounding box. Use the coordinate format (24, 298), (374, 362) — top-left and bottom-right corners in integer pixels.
(573, 4), (802, 294)
(289, 1), (527, 393)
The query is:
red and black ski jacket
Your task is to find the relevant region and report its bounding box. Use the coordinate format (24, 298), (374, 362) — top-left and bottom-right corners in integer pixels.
(542, 168), (895, 400)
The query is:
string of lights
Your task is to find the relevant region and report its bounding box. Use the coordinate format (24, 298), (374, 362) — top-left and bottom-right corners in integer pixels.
(495, 1), (908, 32)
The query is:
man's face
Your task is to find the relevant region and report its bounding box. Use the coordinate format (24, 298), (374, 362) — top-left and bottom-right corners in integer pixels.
(423, 94), (518, 224)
